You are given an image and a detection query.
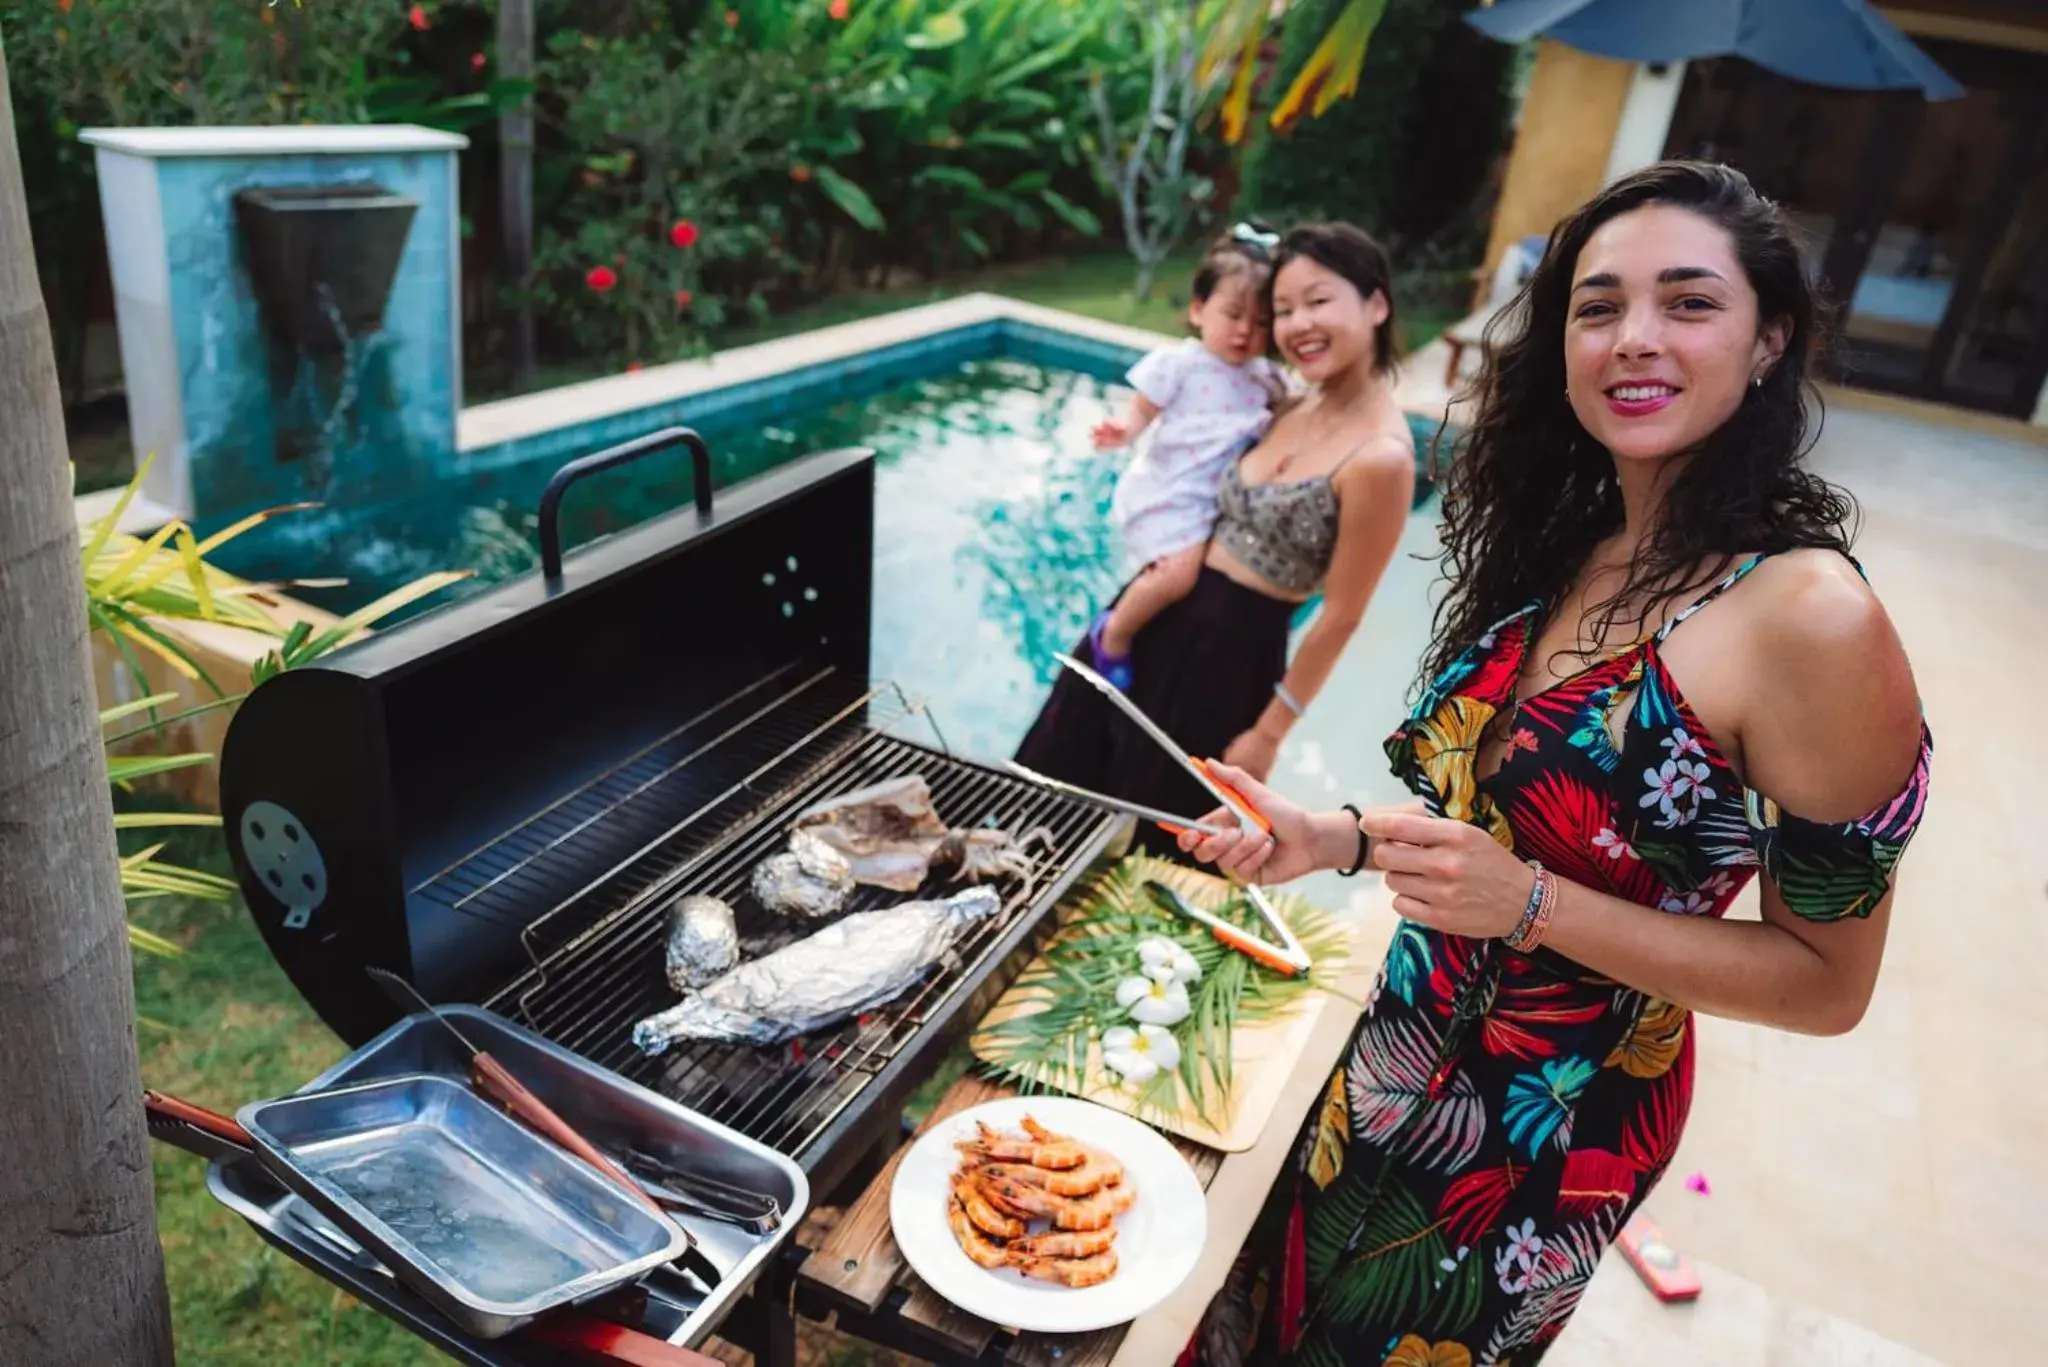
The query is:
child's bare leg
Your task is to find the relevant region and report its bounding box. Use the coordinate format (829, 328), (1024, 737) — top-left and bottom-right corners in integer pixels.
(1101, 544), (1206, 658)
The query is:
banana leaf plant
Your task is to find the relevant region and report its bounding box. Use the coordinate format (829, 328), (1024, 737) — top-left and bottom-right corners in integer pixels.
(83, 460), (468, 956)
(1201, 0), (1391, 142)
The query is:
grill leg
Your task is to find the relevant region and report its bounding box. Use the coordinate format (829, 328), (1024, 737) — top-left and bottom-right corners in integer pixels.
(761, 1260), (800, 1367)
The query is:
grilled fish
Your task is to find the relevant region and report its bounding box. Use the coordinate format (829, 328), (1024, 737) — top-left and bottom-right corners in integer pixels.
(632, 886), (1002, 1051)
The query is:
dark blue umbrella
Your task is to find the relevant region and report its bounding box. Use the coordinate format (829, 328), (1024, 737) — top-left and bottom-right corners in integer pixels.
(1466, 0), (1964, 101)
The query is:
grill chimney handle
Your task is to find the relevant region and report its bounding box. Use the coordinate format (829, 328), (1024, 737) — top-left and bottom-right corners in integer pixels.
(538, 426), (713, 585)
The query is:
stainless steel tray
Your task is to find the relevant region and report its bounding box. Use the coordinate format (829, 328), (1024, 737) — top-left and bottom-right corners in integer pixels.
(206, 1006), (808, 1354)
(238, 1073), (691, 1339)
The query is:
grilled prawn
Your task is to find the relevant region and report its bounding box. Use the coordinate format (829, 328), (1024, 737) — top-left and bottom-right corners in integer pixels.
(974, 1157), (1111, 1198)
(953, 1175), (1025, 1239)
(956, 1119), (1084, 1170)
(1008, 1227), (1116, 1259)
(1010, 1249), (1119, 1288)
(976, 1172), (1128, 1232)
(948, 1195), (1010, 1269)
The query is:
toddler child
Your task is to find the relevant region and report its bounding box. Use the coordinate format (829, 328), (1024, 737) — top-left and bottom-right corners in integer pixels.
(1088, 223), (1285, 690)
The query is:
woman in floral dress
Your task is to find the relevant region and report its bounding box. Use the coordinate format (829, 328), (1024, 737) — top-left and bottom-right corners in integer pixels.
(1177, 162), (1933, 1365)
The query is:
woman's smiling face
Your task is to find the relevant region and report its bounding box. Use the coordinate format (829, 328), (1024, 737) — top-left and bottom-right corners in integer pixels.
(1271, 254), (1386, 384)
(1563, 202), (1786, 464)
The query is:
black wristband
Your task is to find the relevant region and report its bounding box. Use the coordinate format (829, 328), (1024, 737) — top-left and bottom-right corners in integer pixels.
(1337, 803), (1368, 877)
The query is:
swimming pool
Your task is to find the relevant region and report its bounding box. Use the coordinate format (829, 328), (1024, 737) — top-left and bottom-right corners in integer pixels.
(219, 357), (1447, 785)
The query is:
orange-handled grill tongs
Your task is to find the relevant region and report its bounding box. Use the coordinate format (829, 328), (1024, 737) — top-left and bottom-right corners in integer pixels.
(1051, 652), (1312, 976)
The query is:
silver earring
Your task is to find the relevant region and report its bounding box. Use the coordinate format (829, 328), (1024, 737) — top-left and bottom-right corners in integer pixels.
(1752, 374), (1764, 388)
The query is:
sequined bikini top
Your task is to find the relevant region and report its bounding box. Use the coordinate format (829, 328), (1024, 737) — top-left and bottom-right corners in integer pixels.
(1212, 459), (1343, 594)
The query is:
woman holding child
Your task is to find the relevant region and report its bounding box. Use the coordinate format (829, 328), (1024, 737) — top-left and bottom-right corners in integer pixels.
(1014, 220), (1416, 836)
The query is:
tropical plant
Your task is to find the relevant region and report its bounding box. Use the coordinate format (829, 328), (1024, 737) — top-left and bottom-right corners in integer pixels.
(529, 3), (817, 363)
(4, 0), (523, 403)
(808, 0), (1113, 272)
(525, 0), (1124, 368)
(1201, 0), (1391, 144)
(83, 461), (466, 954)
(972, 855), (1348, 1129)
(1237, 0), (1514, 259)
(1087, 2), (1220, 299)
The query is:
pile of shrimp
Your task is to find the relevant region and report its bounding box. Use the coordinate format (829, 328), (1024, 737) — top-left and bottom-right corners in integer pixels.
(946, 1115), (1134, 1288)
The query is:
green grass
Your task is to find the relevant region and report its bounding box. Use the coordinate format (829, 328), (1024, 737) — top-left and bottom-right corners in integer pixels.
(720, 248), (1462, 359)
(130, 844), (449, 1365)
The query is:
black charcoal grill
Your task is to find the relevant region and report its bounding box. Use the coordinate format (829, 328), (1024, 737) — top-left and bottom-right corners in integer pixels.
(218, 432), (1123, 1220)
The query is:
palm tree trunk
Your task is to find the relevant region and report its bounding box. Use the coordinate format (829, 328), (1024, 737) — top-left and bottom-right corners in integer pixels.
(0, 38), (174, 1365)
(499, 0), (538, 389)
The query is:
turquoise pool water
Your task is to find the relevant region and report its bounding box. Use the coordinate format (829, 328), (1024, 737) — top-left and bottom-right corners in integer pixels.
(225, 358), (1446, 767)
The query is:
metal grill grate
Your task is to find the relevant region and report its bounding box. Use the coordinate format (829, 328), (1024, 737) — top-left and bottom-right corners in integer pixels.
(483, 732), (1117, 1162)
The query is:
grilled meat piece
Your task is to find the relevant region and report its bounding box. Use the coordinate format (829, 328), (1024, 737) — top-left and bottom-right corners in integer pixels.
(791, 776), (949, 892)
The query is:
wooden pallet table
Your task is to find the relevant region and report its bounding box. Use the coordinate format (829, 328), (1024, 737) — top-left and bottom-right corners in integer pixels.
(793, 882), (1394, 1367)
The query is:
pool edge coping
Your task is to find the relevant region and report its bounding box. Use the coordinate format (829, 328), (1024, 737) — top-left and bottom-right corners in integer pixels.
(455, 294), (1175, 455)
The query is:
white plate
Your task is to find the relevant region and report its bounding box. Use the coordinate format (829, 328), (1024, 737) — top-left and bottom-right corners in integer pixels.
(888, 1095), (1207, 1335)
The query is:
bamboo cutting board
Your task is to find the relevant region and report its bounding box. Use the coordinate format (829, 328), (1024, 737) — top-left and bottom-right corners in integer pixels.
(969, 858), (1365, 1152)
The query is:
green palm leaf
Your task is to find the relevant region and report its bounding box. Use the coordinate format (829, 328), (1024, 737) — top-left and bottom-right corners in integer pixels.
(1289, 1336), (1346, 1367)
(973, 854), (1345, 1128)
(1319, 1180), (1448, 1329)
(1423, 1238), (1487, 1337)
(1303, 1162), (1379, 1287)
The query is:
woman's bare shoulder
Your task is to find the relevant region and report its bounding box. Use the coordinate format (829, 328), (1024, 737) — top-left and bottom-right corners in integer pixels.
(1733, 548), (1922, 817)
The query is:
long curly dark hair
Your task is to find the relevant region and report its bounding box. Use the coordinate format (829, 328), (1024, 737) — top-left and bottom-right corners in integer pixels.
(1422, 160), (1856, 688)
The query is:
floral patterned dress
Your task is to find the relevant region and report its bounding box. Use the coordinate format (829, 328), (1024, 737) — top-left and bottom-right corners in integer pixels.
(1245, 554), (1934, 1367)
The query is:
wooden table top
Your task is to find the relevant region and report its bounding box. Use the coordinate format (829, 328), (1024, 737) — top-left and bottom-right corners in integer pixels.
(794, 878), (1395, 1367)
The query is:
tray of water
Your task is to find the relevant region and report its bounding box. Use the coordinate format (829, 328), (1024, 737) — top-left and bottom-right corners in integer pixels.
(236, 1072), (692, 1338)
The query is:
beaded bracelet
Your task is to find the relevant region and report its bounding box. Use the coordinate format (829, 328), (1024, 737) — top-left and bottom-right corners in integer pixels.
(1506, 862), (1558, 952)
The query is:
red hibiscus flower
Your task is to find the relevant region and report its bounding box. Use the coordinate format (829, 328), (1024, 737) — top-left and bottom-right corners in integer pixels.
(723, 9), (739, 27)
(669, 220), (699, 249)
(674, 289), (694, 309)
(789, 163), (813, 184)
(585, 265), (618, 293)
(408, 4), (430, 31)
(828, 0), (850, 18)
(470, 52), (486, 72)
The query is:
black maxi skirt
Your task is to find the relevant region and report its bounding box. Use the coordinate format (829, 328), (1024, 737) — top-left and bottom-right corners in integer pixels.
(1014, 566), (1296, 858)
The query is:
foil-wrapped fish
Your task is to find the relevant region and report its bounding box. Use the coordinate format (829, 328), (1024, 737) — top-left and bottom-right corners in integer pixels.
(663, 893), (739, 993)
(792, 775), (948, 892)
(749, 828), (855, 918)
(632, 886), (1002, 1052)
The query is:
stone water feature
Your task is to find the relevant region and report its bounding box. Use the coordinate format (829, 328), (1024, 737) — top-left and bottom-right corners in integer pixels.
(82, 125), (467, 530)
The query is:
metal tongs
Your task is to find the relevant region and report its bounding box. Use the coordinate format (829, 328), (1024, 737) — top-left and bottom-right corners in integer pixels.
(1048, 652), (1313, 976)
(1001, 759), (1231, 839)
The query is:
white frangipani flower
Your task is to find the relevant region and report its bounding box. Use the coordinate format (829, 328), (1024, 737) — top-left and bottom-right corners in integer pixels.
(1116, 971), (1192, 1026)
(1137, 935), (1201, 986)
(1101, 1023), (1182, 1084)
